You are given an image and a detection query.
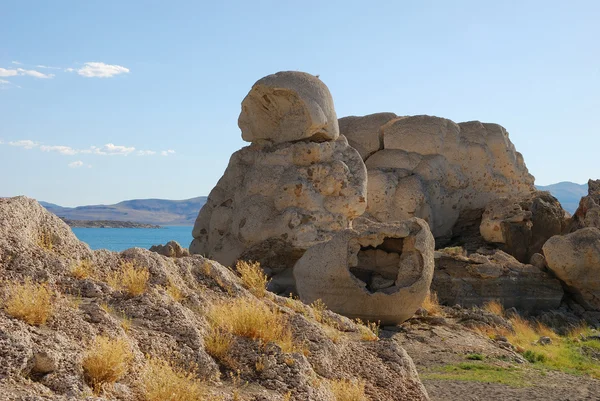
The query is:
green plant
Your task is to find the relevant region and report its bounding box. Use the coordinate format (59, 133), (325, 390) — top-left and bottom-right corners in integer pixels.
(466, 353), (485, 361)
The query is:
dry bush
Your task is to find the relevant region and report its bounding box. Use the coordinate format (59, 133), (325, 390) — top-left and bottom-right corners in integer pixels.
(82, 336), (132, 393)
(422, 291), (443, 316)
(355, 318), (379, 342)
(108, 261), (149, 296)
(71, 259), (95, 279)
(483, 300), (504, 316)
(3, 279), (53, 325)
(236, 260), (269, 298)
(204, 328), (233, 361)
(166, 280), (184, 302)
(207, 297), (296, 352)
(37, 230), (53, 251)
(329, 378), (367, 401)
(142, 356), (207, 401)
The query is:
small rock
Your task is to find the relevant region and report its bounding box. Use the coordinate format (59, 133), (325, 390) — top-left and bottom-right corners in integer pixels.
(370, 275), (395, 291)
(538, 336), (552, 345)
(530, 253), (547, 269)
(31, 351), (57, 374)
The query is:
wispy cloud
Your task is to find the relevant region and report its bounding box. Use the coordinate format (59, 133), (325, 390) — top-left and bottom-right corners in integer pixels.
(36, 65), (63, 70)
(9, 140), (39, 149)
(0, 67), (54, 79)
(11, 61), (22, 65)
(68, 160), (92, 168)
(75, 62), (130, 78)
(3, 139), (173, 158)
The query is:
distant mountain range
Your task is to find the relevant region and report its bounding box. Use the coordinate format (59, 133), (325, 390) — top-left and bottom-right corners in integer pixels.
(40, 197), (207, 226)
(535, 182), (587, 214)
(36, 181), (587, 226)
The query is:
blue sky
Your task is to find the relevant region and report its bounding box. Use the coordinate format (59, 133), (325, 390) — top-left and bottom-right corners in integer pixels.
(1, 1), (598, 206)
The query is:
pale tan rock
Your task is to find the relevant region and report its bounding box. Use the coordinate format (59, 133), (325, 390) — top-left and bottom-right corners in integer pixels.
(293, 217), (435, 325)
(338, 112), (397, 159)
(568, 179), (600, 232)
(238, 71), (339, 143)
(543, 228), (600, 310)
(338, 114), (536, 239)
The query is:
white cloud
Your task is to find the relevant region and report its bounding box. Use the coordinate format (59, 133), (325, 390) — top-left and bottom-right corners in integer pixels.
(0, 68), (18, 77)
(0, 79), (9, 84)
(161, 150), (176, 156)
(40, 145), (78, 155)
(9, 140), (39, 149)
(0, 67), (53, 79)
(68, 161), (84, 168)
(137, 150), (156, 156)
(76, 62), (130, 78)
(36, 65), (62, 70)
(65, 67), (75, 72)
(11, 61), (22, 65)
(92, 143), (135, 156)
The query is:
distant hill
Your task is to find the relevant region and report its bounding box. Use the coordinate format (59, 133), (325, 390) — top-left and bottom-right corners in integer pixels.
(40, 197), (207, 226)
(535, 182), (588, 214)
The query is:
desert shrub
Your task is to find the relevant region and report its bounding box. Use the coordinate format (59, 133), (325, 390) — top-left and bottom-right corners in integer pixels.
(82, 336), (132, 393)
(3, 279), (52, 325)
(71, 259), (95, 279)
(483, 300), (504, 316)
(355, 318), (379, 341)
(207, 297), (296, 352)
(466, 353), (485, 361)
(142, 356), (206, 401)
(166, 280), (184, 302)
(329, 378), (367, 401)
(204, 328), (232, 361)
(108, 261), (149, 296)
(422, 291), (443, 316)
(236, 260), (269, 297)
(523, 349), (547, 363)
(37, 230), (54, 251)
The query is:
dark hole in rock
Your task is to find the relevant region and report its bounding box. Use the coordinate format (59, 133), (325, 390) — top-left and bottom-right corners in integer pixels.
(349, 237), (404, 294)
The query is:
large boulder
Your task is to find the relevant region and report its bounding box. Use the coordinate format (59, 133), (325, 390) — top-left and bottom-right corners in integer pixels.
(293, 217), (435, 325)
(238, 71), (339, 144)
(191, 72), (367, 291)
(479, 192), (567, 263)
(543, 228), (600, 311)
(339, 114), (536, 240)
(568, 179), (600, 232)
(432, 249), (564, 313)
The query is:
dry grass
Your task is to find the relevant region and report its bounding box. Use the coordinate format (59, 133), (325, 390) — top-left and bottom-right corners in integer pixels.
(355, 318), (379, 342)
(166, 280), (184, 302)
(37, 230), (54, 251)
(82, 336), (132, 393)
(236, 260), (269, 298)
(71, 259), (95, 279)
(204, 328), (233, 361)
(107, 261), (149, 296)
(422, 291), (443, 316)
(142, 356), (207, 401)
(483, 300), (504, 316)
(3, 279), (53, 325)
(329, 378), (367, 401)
(207, 297), (297, 353)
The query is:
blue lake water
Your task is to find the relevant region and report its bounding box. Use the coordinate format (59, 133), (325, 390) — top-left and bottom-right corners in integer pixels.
(71, 226), (193, 252)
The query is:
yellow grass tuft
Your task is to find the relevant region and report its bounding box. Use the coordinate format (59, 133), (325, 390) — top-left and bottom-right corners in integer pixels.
(3, 279), (53, 325)
(355, 318), (379, 341)
(207, 297), (296, 353)
(204, 328), (233, 361)
(71, 259), (95, 279)
(37, 230), (54, 251)
(107, 261), (150, 296)
(236, 260), (270, 298)
(166, 280), (184, 302)
(142, 356), (207, 401)
(82, 336), (132, 394)
(483, 300), (504, 316)
(422, 291), (443, 316)
(329, 378), (367, 401)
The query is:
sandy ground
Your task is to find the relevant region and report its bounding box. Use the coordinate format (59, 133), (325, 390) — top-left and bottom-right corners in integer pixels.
(388, 315), (600, 401)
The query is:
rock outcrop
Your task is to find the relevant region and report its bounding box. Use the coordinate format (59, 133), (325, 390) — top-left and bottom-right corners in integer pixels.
(339, 114), (536, 240)
(568, 179), (600, 232)
(294, 217), (435, 325)
(479, 192), (567, 263)
(149, 240), (190, 258)
(191, 72), (367, 288)
(0, 196), (429, 400)
(543, 227), (600, 311)
(432, 248), (564, 313)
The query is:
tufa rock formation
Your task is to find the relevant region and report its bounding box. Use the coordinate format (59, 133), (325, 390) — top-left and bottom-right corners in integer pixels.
(294, 217), (435, 325)
(567, 179), (600, 232)
(0, 196), (429, 400)
(339, 113), (536, 241)
(543, 227), (600, 311)
(190, 72), (368, 287)
(149, 240), (190, 258)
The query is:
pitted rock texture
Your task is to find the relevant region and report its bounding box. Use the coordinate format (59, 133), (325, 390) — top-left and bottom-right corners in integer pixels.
(0, 196), (429, 401)
(543, 227), (600, 311)
(431, 249), (564, 313)
(239, 71), (339, 144)
(480, 191), (567, 263)
(339, 114), (536, 239)
(568, 179), (600, 232)
(149, 240), (190, 258)
(293, 217), (435, 325)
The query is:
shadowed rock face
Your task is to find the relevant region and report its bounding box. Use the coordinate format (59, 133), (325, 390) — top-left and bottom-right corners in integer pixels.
(432, 249), (564, 313)
(191, 72), (367, 284)
(294, 217), (435, 325)
(568, 179), (600, 232)
(339, 114), (536, 240)
(543, 227), (600, 311)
